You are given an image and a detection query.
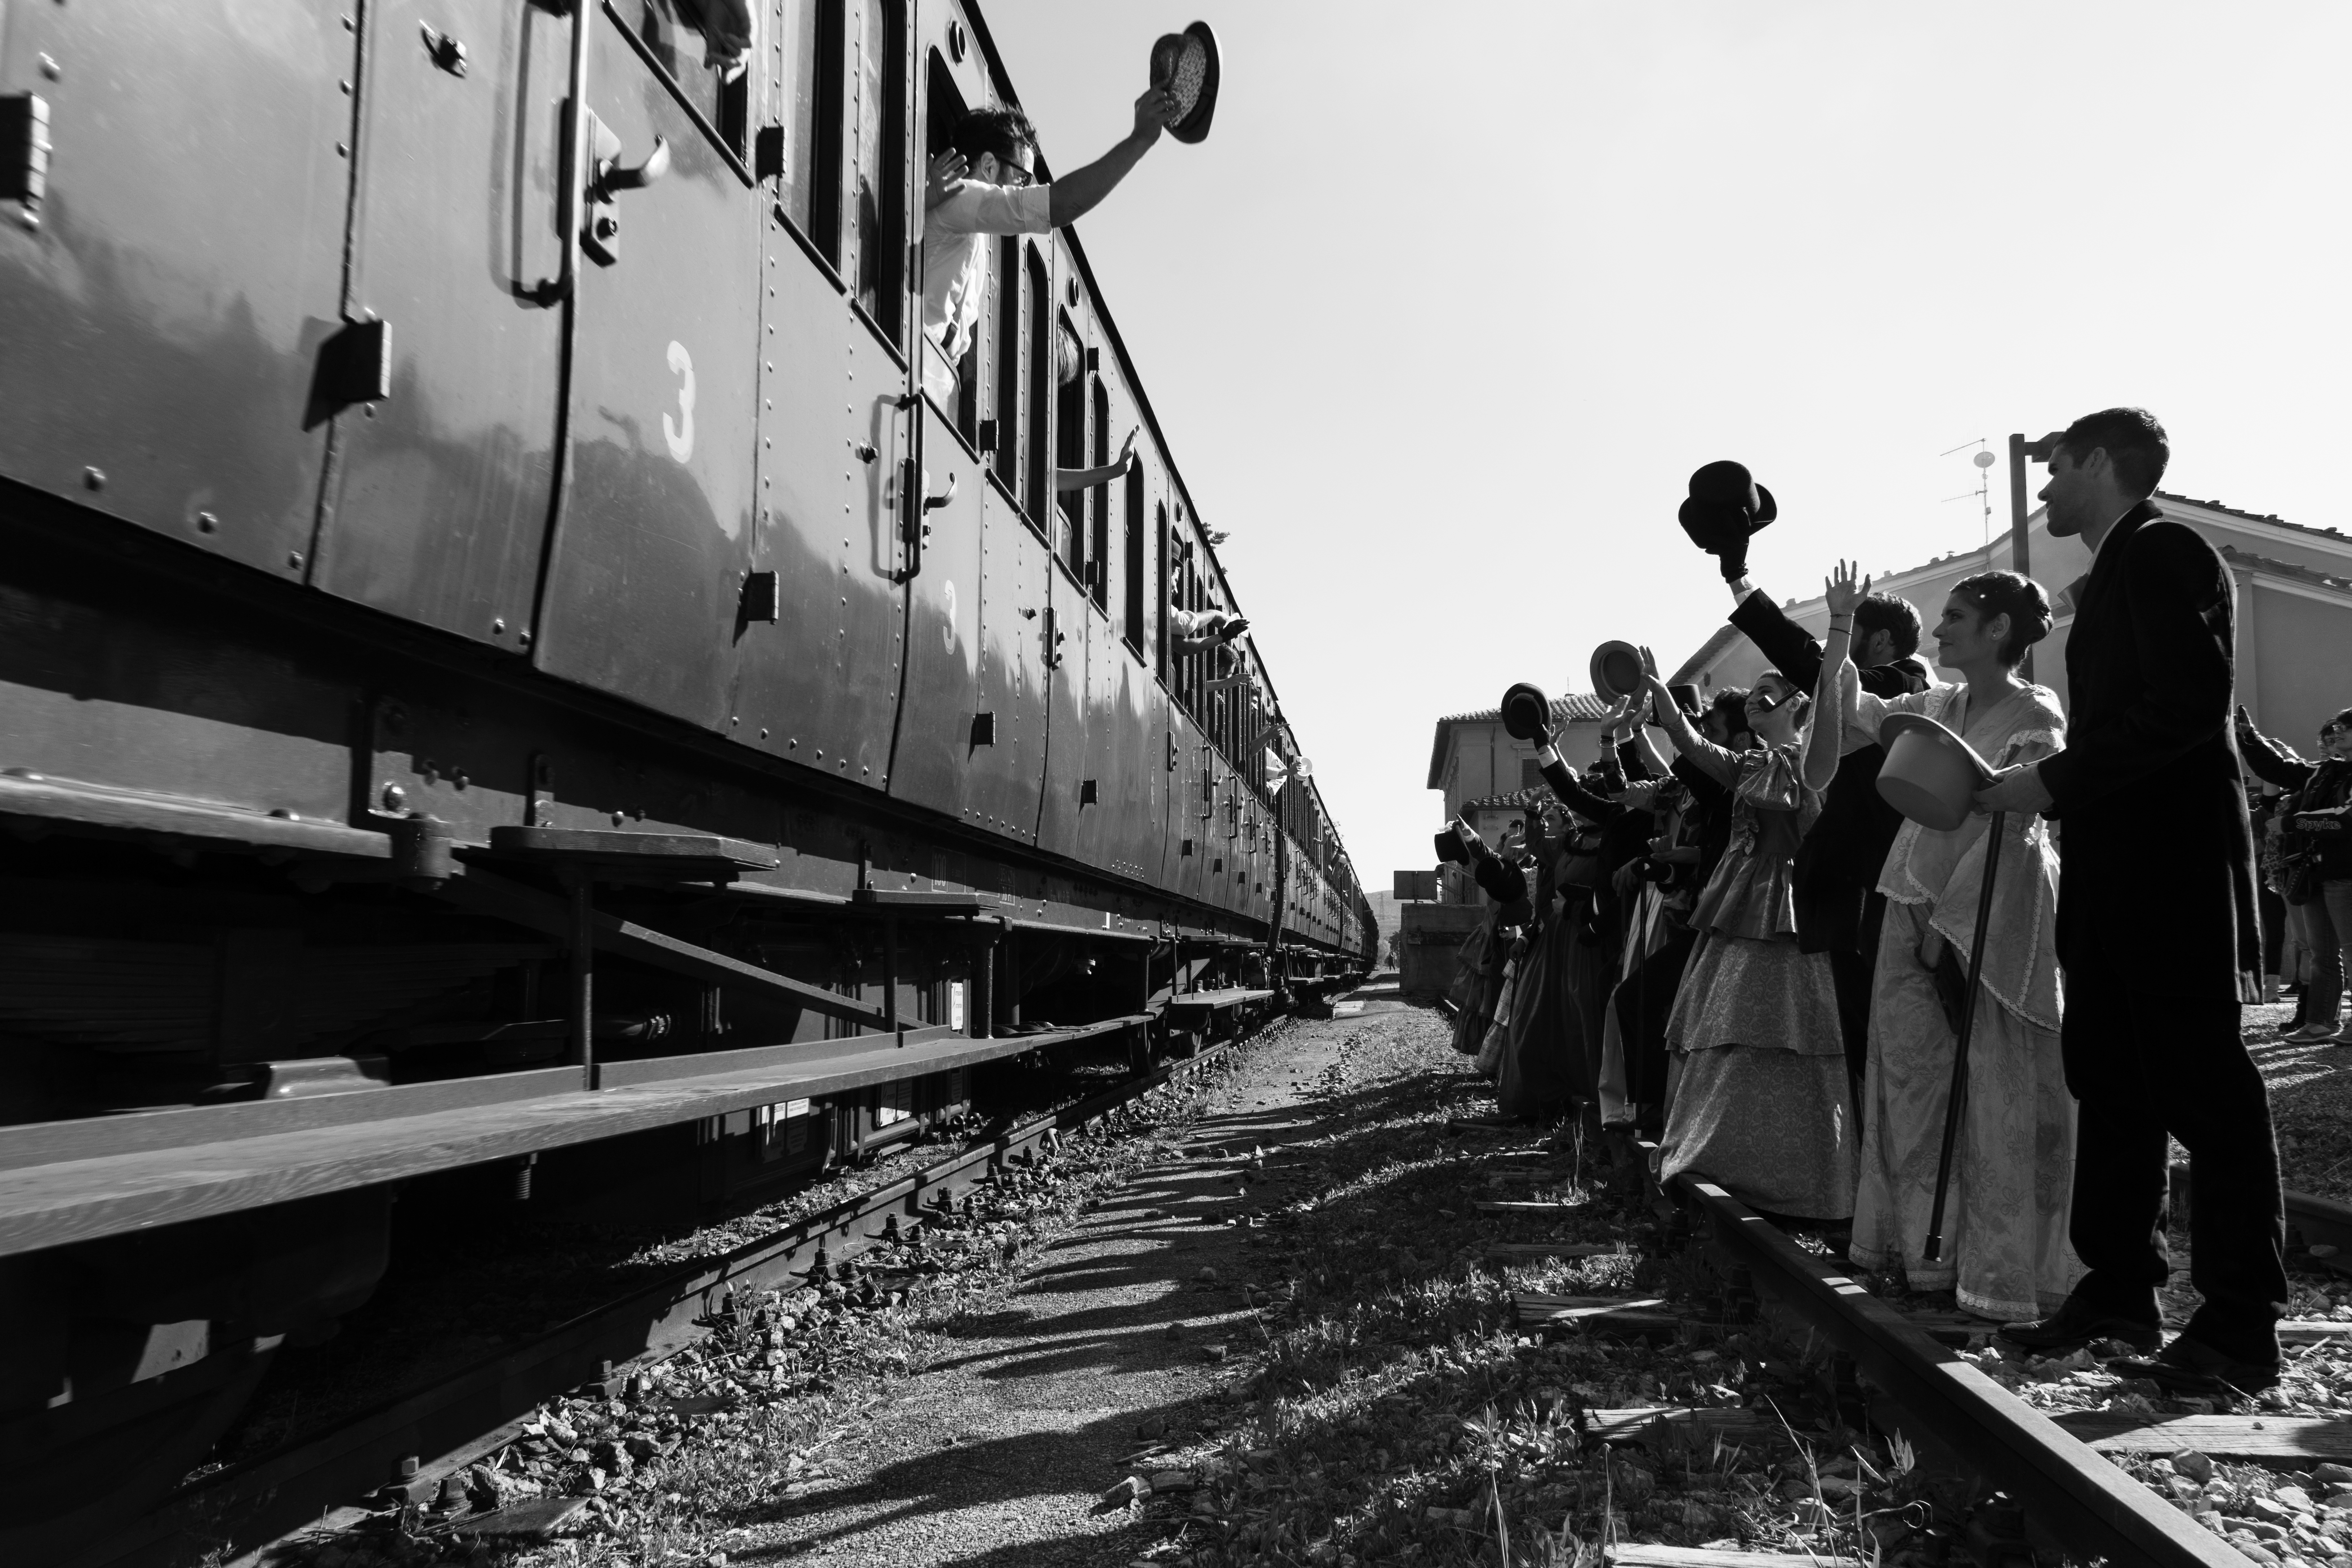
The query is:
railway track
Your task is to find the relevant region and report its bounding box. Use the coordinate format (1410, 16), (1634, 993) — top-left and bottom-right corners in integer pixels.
(1583, 1164), (2352, 1565)
(95, 1027), (1273, 1568)
(1675, 1173), (2243, 1567)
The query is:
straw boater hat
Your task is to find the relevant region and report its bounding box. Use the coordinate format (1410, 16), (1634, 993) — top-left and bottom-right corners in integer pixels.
(1150, 23), (1222, 144)
(1678, 460), (1777, 554)
(1876, 713), (1996, 832)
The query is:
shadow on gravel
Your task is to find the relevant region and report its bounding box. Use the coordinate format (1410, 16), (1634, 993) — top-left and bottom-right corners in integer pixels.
(730, 1019), (1533, 1564)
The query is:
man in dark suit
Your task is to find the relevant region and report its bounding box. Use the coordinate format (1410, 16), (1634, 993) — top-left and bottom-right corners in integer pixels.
(1977, 407), (2281, 1395)
(1724, 573), (1929, 1100)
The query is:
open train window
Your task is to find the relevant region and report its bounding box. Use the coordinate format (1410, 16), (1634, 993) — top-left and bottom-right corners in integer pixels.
(1024, 247), (1051, 523)
(1089, 378), (1110, 610)
(1054, 315), (1085, 575)
(993, 237), (1020, 479)
(851, 0), (909, 343)
(926, 54), (980, 443)
(1153, 500), (1170, 677)
(1125, 469), (1147, 655)
(771, 0), (838, 253)
(620, 0), (751, 159)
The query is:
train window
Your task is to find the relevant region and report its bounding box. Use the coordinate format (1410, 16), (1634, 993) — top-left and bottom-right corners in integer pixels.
(1154, 501), (1171, 678)
(1090, 379), (1110, 610)
(924, 54), (982, 443)
(1054, 316), (1085, 574)
(1125, 469), (1147, 655)
(851, 0), (909, 343)
(772, 1), (837, 249)
(1024, 247), (1051, 521)
(993, 236), (1021, 478)
(621, 1), (751, 159)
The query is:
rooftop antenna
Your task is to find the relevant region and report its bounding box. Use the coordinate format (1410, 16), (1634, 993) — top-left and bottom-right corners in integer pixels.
(1941, 438), (1997, 548)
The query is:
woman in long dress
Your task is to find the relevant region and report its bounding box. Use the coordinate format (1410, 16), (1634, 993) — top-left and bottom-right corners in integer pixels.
(1644, 658), (1857, 1220)
(1811, 561), (2080, 1320)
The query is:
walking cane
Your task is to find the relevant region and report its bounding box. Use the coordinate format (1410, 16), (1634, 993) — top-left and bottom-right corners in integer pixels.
(1922, 811), (2005, 1263)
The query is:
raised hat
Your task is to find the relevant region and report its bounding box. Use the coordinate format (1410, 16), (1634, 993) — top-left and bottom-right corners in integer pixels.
(1678, 459), (1778, 553)
(1499, 682), (1552, 742)
(1876, 712), (1996, 832)
(1588, 641), (1644, 704)
(1150, 22), (1221, 144)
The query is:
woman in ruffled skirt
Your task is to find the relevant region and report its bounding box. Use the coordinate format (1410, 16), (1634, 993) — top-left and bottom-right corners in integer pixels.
(1813, 561), (2081, 1321)
(1642, 656), (1857, 1220)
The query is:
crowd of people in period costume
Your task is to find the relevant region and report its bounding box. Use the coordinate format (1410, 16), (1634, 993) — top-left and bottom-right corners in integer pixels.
(1441, 406), (2294, 1401)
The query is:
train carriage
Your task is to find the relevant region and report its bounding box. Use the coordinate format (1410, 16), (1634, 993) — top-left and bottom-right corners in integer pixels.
(0, 0), (1371, 1557)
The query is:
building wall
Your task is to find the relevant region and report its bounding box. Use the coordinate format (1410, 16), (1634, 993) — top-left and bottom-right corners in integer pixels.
(1437, 717), (1614, 821)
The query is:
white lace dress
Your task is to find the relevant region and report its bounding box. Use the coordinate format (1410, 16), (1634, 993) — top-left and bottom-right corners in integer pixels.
(1841, 678), (2084, 1320)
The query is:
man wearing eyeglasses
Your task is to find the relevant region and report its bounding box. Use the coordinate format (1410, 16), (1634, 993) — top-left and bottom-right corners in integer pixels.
(919, 91), (1179, 406)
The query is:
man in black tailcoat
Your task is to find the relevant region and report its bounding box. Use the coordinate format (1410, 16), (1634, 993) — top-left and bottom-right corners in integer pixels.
(1977, 407), (2282, 1395)
(1682, 462), (1931, 1100)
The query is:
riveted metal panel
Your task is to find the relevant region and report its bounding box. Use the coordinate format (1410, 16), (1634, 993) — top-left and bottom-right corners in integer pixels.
(533, 6), (759, 730)
(962, 480), (1049, 845)
(0, 0), (355, 578)
(312, 0), (567, 647)
(1163, 708), (1211, 909)
(1034, 557), (1098, 865)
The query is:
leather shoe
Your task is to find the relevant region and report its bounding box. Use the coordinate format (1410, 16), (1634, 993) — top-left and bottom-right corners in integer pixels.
(2107, 1333), (2280, 1398)
(1996, 1299), (2161, 1357)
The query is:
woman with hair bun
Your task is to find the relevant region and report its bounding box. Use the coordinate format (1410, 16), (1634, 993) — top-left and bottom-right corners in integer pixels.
(1808, 562), (2080, 1322)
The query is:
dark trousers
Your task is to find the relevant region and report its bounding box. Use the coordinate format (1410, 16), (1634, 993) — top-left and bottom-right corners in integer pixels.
(2259, 883), (2285, 978)
(2062, 953), (2285, 1365)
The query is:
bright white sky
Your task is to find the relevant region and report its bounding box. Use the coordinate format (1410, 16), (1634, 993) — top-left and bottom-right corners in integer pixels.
(983, 0), (2352, 891)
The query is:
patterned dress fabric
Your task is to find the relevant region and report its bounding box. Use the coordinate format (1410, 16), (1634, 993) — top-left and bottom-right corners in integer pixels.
(1840, 678), (2084, 1320)
(1661, 743), (1856, 1219)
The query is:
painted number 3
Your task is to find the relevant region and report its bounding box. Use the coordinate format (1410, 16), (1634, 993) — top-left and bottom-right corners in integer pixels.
(663, 340), (696, 463)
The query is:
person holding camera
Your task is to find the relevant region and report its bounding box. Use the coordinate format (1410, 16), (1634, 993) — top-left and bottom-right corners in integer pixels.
(1813, 561), (2077, 1322)
(2236, 706), (2352, 1042)
(1640, 652), (1856, 1220)
(1977, 408), (2281, 1397)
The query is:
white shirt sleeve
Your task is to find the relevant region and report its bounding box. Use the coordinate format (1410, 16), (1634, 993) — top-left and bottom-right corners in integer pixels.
(928, 182), (1054, 238)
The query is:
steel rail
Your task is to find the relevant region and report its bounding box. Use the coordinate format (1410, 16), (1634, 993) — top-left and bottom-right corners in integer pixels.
(1680, 1176), (2241, 1568)
(86, 1022), (1274, 1568)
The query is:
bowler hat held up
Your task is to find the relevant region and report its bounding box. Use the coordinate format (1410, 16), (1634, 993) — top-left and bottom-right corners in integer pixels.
(1678, 460), (1777, 555)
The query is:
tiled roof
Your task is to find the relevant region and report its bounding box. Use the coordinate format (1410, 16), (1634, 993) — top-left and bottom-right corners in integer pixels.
(2159, 491), (2351, 543)
(1428, 693), (1617, 788)
(2219, 545), (2352, 596)
(1461, 788), (1549, 812)
(1434, 692), (1614, 727)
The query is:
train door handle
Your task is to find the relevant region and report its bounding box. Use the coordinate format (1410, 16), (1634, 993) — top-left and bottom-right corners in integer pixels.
(922, 473), (958, 512)
(579, 112), (668, 266)
(597, 131), (670, 194)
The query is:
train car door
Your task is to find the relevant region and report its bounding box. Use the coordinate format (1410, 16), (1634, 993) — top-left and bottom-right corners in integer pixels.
(731, 0), (913, 784)
(0, 0), (356, 579)
(530, 0), (762, 731)
(1035, 560), (1103, 867)
(1163, 713), (1211, 908)
(311, 0), (569, 646)
(967, 485), (1050, 846)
